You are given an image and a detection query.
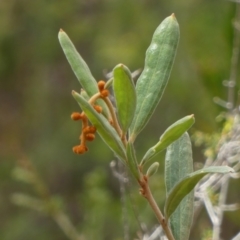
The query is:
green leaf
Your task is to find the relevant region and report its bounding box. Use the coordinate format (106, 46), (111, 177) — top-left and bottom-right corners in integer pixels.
(113, 64), (136, 134)
(58, 30), (109, 117)
(165, 165), (234, 221)
(72, 90), (126, 161)
(130, 14), (180, 142)
(126, 142), (140, 180)
(165, 133), (194, 240)
(140, 115), (194, 165)
(146, 162), (159, 177)
(58, 30), (98, 97)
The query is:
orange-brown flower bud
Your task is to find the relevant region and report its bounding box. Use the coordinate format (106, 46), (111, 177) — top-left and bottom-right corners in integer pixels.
(71, 112), (82, 120)
(82, 126), (90, 134)
(98, 80), (105, 91)
(72, 145), (80, 154)
(72, 145), (88, 154)
(100, 89), (109, 98)
(88, 126), (97, 133)
(85, 133), (95, 141)
(93, 105), (102, 113)
(83, 126), (97, 134)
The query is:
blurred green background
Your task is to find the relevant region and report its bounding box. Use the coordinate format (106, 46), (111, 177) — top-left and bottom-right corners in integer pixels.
(0, 0), (239, 239)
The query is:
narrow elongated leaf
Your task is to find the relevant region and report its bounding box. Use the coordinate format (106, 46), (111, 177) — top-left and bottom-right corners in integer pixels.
(165, 133), (193, 240)
(126, 142), (140, 179)
(72, 91), (126, 161)
(130, 14), (180, 142)
(113, 64), (136, 133)
(58, 30), (98, 96)
(165, 166), (234, 220)
(59, 30), (109, 117)
(141, 115), (194, 165)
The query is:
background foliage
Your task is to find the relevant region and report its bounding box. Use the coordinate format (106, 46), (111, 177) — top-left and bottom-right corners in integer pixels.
(0, 0), (239, 239)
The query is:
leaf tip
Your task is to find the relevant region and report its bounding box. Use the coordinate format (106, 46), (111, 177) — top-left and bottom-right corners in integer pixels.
(58, 29), (66, 40)
(171, 13), (176, 19)
(190, 114), (195, 121)
(170, 13), (179, 24)
(113, 63), (124, 71)
(72, 90), (78, 96)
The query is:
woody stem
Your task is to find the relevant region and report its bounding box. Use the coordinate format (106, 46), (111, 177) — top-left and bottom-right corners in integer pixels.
(139, 176), (175, 240)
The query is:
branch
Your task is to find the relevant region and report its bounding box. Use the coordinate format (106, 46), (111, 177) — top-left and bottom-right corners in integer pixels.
(139, 176), (175, 240)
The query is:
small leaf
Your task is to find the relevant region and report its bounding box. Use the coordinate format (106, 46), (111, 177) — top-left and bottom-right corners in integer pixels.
(58, 30), (109, 117)
(126, 142), (140, 179)
(165, 133), (193, 240)
(160, 115), (194, 143)
(164, 166), (234, 220)
(113, 64), (136, 134)
(146, 162), (159, 177)
(72, 90), (126, 161)
(130, 14), (180, 142)
(58, 30), (98, 97)
(140, 115), (194, 165)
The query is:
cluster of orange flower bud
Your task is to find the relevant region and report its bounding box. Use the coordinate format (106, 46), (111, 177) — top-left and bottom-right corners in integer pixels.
(71, 80), (111, 155)
(83, 126), (97, 141)
(72, 145), (88, 154)
(71, 111), (97, 154)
